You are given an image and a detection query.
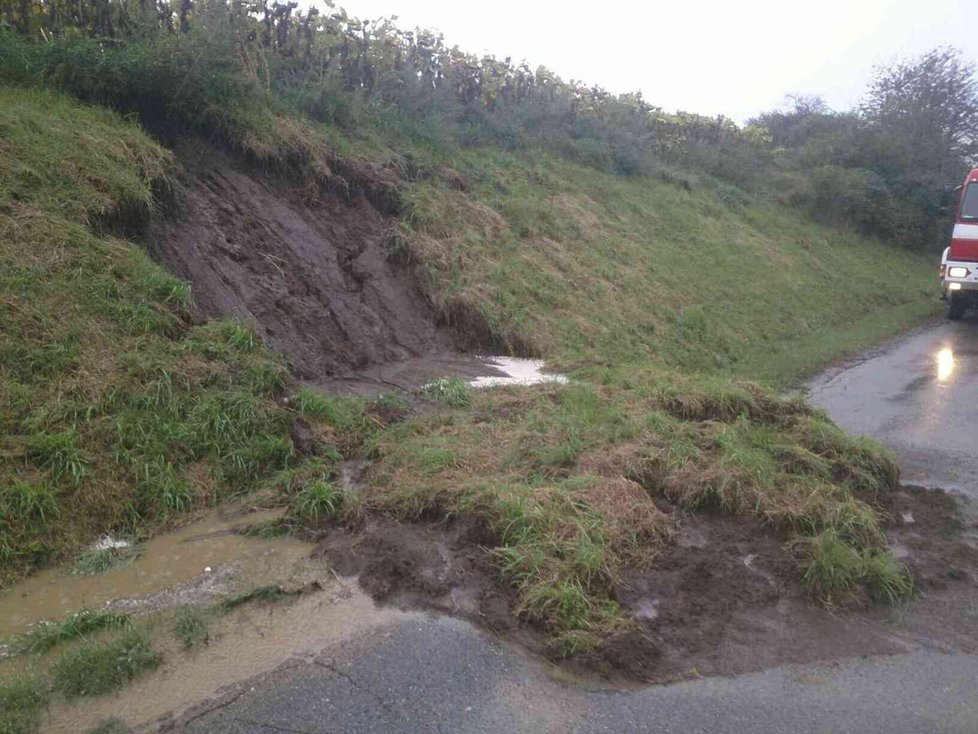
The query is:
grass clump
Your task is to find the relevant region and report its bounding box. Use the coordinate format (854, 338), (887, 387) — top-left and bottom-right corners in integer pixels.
(72, 545), (140, 576)
(802, 529), (914, 605)
(51, 630), (161, 698)
(9, 609), (131, 655)
(173, 607), (209, 650)
(290, 480), (343, 524)
(0, 483), (59, 524)
(86, 719), (130, 734)
(0, 679), (45, 734)
(421, 377), (470, 407)
(293, 389), (378, 455)
(219, 585), (299, 612)
(238, 519), (291, 539)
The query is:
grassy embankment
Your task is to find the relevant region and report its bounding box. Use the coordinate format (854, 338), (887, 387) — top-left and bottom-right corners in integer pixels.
(398, 146), (937, 383)
(0, 86), (350, 583)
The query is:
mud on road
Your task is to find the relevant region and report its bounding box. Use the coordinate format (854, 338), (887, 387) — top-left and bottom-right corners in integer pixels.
(316, 484), (978, 685)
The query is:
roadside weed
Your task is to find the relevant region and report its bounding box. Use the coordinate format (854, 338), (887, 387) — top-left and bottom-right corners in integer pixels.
(173, 607), (209, 649)
(52, 630), (162, 698)
(421, 377), (470, 407)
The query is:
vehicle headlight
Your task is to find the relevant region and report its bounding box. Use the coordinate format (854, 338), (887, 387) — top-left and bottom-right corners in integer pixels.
(949, 266), (969, 278)
(949, 282), (963, 291)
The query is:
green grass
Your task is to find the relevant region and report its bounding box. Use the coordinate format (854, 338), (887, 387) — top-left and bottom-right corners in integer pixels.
(421, 377), (471, 407)
(802, 528), (914, 605)
(8, 609), (131, 655)
(0, 86), (336, 584)
(400, 147), (939, 384)
(173, 607), (209, 650)
(85, 719), (129, 734)
(51, 630), (161, 698)
(219, 585), (301, 612)
(0, 53), (937, 662)
(0, 679), (45, 734)
(72, 545), (140, 576)
(238, 519), (292, 539)
(289, 480), (343, 524)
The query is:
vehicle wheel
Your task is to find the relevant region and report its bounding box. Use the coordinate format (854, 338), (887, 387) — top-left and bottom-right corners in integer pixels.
(948, 293), (966, 320)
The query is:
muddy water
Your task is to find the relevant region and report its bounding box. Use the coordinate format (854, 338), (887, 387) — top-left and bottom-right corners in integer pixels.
(0, 509), (310, 638)
(43, 583), (410, 733)
(0, 508), (416, 733)
(316, 353), (569, 394)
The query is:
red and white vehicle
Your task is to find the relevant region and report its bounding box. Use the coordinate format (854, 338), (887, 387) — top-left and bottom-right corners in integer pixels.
(942, 167), (978, 320)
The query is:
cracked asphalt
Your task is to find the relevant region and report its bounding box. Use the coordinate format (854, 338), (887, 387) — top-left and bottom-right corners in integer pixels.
(182, 615), (978, 734)
(180, 318), (978, 734)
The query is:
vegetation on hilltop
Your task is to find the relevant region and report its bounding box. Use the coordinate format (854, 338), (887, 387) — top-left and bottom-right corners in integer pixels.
(2, 0), (975, 250)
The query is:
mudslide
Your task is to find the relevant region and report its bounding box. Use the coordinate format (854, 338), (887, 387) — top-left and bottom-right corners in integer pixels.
(148, 142), (453, 380)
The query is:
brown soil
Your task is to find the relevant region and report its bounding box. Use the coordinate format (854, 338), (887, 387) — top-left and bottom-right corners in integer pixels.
(316, 485), (978, 684)
(147, 141), (454, 380)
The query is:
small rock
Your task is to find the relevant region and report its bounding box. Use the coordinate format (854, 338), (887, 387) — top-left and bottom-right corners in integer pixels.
(901, 511), (915, 525)
(204, 566), (212, 573)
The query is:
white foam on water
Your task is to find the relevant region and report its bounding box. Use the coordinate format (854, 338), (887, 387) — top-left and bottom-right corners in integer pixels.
(469, 357), (569, 388)
(90, 535), (132, 551)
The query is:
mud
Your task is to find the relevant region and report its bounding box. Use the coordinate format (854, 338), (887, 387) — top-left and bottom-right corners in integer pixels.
(148, 142), (454, 379)
(316, 518), (528, 644)
(315, 486), (978, 684)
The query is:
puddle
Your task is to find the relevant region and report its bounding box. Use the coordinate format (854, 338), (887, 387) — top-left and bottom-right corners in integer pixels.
(0, 508), (311, 639)
(0, 504), (422, 734)
(468, 357), (569, 388)
(43, 583), (413, 734)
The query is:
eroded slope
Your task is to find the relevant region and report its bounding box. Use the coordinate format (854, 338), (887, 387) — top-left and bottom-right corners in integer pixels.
(149, 143), (453, 380)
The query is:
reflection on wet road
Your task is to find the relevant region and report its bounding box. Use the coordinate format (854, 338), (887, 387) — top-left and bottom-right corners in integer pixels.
(809, 318), (978, 495)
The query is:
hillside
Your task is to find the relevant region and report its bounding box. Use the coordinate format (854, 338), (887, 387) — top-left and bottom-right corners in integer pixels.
(1, 77), (929, 620)
(395, 147), (936, 382)
(0, 13), (950, 713)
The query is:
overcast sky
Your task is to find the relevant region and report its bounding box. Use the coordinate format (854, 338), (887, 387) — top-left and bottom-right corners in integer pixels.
(334, 0), (977, 123)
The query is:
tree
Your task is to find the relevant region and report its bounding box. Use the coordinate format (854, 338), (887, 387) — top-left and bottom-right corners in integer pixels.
(862, 47), (978, 178)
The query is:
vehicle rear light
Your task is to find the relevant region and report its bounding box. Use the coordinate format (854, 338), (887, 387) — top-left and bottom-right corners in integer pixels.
(941, 264), (947, 278)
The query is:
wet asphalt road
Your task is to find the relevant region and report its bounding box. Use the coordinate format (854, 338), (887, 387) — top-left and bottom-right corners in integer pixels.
(179, 318), (978, 734)
(809, 317), (978, 496)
